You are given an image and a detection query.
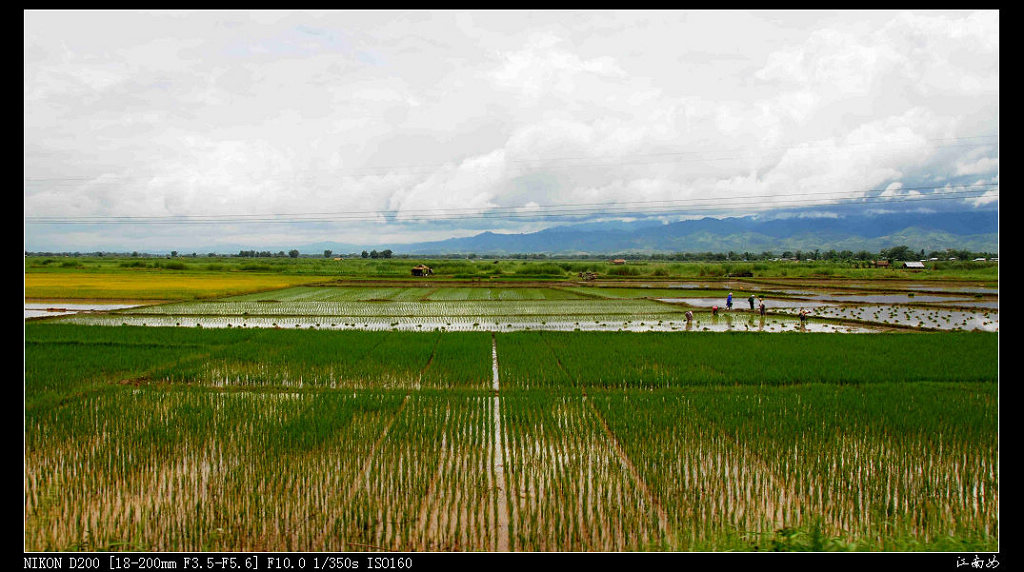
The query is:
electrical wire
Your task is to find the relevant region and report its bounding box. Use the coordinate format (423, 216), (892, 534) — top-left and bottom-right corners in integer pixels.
(25, 184), (998, 225)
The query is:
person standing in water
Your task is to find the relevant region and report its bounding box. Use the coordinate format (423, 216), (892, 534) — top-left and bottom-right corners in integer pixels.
(727, 292), (733, 310)
(748, 293), (756, 310)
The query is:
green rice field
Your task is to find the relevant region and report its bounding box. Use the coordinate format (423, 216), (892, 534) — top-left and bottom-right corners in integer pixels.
(25, 319), (999, 552)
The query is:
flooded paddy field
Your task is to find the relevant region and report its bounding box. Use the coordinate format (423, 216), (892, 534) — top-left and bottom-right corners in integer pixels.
(24, 301), (147, 320)
(60, 311), (876, 333)
(775, 304), (998, 332)
(32, 278), (997, 334)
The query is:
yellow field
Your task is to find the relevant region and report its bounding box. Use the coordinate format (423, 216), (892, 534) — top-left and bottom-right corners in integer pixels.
(24, 272), (328, 301)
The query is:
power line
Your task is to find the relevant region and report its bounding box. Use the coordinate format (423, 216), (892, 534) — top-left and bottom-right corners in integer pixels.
(25, 184), (998, 225)
(24, 182), (996, 221)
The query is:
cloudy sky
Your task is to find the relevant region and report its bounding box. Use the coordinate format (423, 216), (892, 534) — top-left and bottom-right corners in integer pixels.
(24, 10), (999, 252)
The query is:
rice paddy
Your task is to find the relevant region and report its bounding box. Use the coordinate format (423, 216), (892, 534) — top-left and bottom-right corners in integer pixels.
(24, 272), (999, 552)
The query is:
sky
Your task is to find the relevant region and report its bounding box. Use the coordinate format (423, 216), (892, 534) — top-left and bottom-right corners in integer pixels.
(24, 10), (999, 253)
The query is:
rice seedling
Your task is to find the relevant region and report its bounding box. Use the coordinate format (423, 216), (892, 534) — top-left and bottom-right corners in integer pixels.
(24, 321), (999, 552)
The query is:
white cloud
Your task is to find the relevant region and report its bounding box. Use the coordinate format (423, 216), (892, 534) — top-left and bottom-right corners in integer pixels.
(956, 156), (999, 176)
(24, 10), (998, 251)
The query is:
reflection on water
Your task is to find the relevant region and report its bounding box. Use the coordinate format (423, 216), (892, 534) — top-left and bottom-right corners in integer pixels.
(25, 302), (144, 320)
(775, 305), (998, 332)
(36, 278), (996, 335)
(658, 297), (836, 309)
(58, 312), (880, 333)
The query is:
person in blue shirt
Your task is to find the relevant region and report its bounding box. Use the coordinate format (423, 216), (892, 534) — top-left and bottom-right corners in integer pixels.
(727, 292), (733, 310)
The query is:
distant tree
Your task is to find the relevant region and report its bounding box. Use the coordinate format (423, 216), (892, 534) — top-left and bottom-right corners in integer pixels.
(370, 249), (379, 259)
(288, 249), (300, 259)
(881, 245), (913, 262)
(324, 250), (333, 258)
(171, 251), (178, 257)
(361, 250), (369, 259)
(381, 249), (392, 259)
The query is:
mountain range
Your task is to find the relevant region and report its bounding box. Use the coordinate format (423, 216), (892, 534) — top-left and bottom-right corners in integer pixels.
(182, 209), (997, 256)
(324, 210), (999, 256)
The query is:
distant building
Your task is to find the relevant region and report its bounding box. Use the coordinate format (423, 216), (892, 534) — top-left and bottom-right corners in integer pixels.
(873, 260), (890, 268)
(611, 259), (626, 265)
(411, 264), (433, 277)
(902, 261), (925, 269)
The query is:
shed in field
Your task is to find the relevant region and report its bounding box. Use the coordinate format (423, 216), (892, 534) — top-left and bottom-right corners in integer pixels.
(873, 260), (890, 268)
(411, 264), (433, 277)
(611, 259), (626, 265)
(902, 261), (925, 269)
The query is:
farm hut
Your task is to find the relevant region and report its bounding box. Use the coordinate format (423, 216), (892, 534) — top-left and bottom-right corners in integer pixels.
(902, 261), (925, 269)
(873, 260), (890, 268)
(411, 264), (433, 277)
(611, 259), (626, 265)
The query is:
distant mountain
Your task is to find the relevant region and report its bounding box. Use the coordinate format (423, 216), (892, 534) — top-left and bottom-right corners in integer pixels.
(384, 210), (998, 255)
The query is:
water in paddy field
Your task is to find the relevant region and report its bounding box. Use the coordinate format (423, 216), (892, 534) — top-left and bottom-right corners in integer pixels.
(779, 305), (999, 332)
(657, 297), (838, 309)
(56, 313), (879, 333)
(36, 279), (997, 334)
(25, 302), (145, 319)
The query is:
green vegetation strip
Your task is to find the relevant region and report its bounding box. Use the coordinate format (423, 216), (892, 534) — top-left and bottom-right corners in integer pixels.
(25, 323), (998, 552)
(497, 331), (997, 389)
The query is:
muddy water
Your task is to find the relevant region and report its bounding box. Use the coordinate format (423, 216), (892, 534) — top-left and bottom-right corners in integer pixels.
(657, 297), (837, 309)
(25, 302), (144, 319)
(781, 305), (999, 332)
(58, 313), (881, 333)
(791, 293), (975, 304)
(44, 278), (996, 334)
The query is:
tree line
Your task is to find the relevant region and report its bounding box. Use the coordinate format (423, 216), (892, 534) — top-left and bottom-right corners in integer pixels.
(26, 245), (996, 262)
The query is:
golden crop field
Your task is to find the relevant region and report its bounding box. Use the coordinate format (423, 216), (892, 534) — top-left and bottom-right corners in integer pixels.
(24, 272), (329, 301)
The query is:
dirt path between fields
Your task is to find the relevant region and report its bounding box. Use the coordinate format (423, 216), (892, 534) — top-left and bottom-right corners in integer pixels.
(491, 334), (510, 551)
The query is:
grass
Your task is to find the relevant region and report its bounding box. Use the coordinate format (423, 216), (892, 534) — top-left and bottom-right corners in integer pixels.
(26, 255), (999, 295)
(25, 271), (326, 301)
